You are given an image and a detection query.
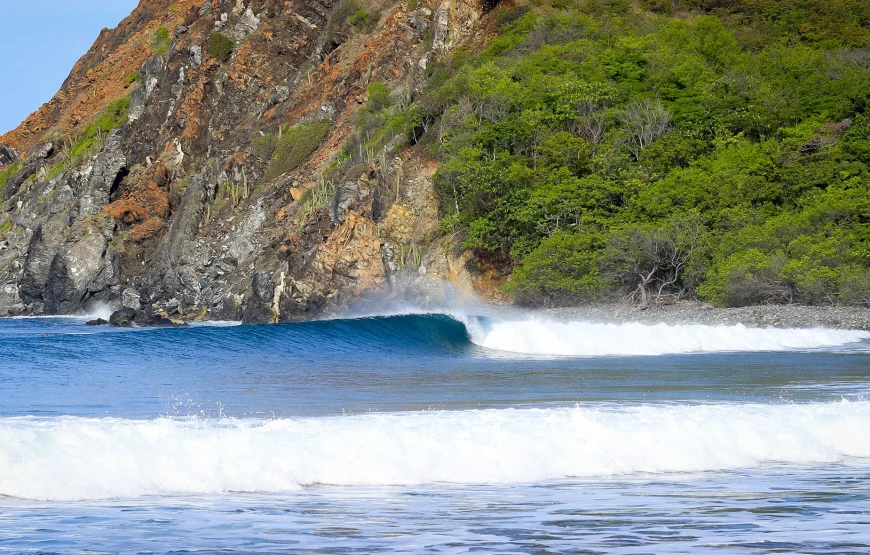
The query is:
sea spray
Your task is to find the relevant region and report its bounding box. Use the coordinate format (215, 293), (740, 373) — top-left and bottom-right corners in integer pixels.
(2, 402), (869, 501)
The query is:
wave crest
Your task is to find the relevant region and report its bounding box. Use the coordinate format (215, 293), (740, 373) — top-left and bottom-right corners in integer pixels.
(2, 402), (869, 500)
(464, 317), (870, 356)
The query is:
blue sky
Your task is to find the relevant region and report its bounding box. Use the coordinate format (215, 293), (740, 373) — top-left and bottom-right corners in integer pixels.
(0, 1), (139, 135)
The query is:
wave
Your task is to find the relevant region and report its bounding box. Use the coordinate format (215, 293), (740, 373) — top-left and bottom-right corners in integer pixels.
(5, 311), (869, 358)
(464, 318), (870, 356)
(1, 402), (869, 501)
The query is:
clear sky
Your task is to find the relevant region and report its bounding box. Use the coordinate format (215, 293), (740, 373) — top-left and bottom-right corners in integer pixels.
(0, 1), (140, 135)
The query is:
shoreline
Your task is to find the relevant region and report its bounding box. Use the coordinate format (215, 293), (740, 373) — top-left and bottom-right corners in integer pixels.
(537, 302), (870, 331)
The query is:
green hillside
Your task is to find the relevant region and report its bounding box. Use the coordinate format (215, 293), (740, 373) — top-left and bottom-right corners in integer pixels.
(416, 0), (870, 306)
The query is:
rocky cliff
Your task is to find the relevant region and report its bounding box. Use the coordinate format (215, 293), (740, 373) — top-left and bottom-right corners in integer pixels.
(0, 0), (503, 322)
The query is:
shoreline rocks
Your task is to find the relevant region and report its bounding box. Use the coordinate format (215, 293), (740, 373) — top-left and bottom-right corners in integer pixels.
(108, 307), (188, 328)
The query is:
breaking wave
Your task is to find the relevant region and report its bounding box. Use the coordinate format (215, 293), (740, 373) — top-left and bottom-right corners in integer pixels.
(2, 401), (869, 501)
(463, 317), (870, 356)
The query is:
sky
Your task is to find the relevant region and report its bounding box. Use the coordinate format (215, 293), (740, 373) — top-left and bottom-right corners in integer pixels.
(0, 1), (140, 135)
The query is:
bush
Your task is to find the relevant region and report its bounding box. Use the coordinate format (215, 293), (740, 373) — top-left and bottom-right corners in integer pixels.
(265, 122), (331, 180)
(505, 232), (605, 305)
(365, 81), (392, 112)
(151, 27), (171, 56)
(251, 134), (277, 161)
(0, 161), (23, 197)
(699, 249), (794, 307)
(207, 33), (235, 63)
(496, 5), (531, 29)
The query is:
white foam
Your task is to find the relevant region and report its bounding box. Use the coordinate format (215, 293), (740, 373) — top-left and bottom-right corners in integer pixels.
(2, 402), (869, 501)
(465, 318), (870, 356)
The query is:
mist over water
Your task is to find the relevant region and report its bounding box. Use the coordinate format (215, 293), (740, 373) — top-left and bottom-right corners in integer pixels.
(1, 311), (870, 552)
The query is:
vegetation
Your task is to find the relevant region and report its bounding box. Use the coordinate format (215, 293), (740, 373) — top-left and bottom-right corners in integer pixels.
(329, 0), (380, 34)
(46, 97), (130, 181)
(298, 175), (336, 222)
(151, 27), (171, 56)
(251, 134), (277, 161)
(401, 0), (870, 306)
(0, 161), (23, 197)
(265, 121), (331, 181)
(207, 33), (235, 63)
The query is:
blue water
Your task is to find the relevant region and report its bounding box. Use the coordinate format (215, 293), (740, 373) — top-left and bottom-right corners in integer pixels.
(1, 313), (870, 553)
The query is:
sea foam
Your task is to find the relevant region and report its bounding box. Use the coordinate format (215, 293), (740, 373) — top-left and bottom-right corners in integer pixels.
(465, 318), (870, 356)
(1, 402), (869, 501)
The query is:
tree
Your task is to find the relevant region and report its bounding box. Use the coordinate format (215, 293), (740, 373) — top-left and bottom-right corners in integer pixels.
(620, 98), (672, 160)
(604, 213), (708, 306)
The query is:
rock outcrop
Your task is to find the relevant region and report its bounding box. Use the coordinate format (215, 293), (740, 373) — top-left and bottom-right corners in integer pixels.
(0, 0), (501, 322)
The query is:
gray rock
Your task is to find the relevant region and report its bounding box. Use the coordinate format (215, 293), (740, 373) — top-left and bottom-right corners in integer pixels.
(75, 131), (126, 219)
(0, 144), (18, 166)
(31, 142), (54, 160)
(109, 307), (137, 327)
(252, 271), (274, 302)
(330, 181), (358, 225)
(122, 288), (141, 310)
(190, 45), (203, 66)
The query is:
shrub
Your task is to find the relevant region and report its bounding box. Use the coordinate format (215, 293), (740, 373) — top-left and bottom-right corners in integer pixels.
(207, 33), (235, 63)
(251, 134), (277, 161)
(0, 161), (23, 197)
(265, 122), (331, 180)
(298, 175), (336, 222)
(505, 231), (605, 306)
(365, 81), (392, 112)
(349, 9), (370, 27)
(496, 5), (531, 29)
(151, 27), (171, 56)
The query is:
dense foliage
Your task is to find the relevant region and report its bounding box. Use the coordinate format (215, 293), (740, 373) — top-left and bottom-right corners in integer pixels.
(412, 0), (870, 306)
(207, 33), (235, 62)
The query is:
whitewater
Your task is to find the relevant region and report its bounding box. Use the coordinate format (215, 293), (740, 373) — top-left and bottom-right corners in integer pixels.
(463, 316), (870, 356)
(2, 401), (869, 501)
(2, 312), (870, 552)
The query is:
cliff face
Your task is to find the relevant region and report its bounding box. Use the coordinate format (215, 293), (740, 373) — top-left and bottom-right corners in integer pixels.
(0, 0), (501, 321)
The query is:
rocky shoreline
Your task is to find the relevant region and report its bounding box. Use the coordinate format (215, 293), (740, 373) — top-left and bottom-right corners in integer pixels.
(537, 302), (870, 331)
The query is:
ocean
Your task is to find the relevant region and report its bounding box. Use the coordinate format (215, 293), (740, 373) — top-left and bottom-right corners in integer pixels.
(1, 312), (869, 553)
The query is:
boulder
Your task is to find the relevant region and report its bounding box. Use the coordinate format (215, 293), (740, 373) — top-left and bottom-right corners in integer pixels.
(136, 309), (186, 327)
(85, 318), (108, 326)
(109, 307), (137, 327)
(0, 144), (18, 166)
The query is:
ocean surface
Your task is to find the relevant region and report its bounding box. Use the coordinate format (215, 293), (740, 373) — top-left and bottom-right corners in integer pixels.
(1, 311), (870, 553)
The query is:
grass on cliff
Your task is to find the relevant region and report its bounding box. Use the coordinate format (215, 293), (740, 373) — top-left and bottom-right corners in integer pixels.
(402, 0), (870, 307)
(265, 122), (331, 181)
(151, 27), (171, 56)
(297, 175), (336, 223)
(46, 97), (130, 181)
(0, 161), (23, 197)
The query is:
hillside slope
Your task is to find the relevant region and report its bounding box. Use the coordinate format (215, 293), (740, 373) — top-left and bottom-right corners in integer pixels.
(1, 0), (869, 322)
(0, 0), (496, 321)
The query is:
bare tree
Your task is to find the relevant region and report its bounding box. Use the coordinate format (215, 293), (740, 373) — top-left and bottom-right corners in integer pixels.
(604, 213), (708, 306)
(572, 99), (608, 145)
(620, 98), (672, 160)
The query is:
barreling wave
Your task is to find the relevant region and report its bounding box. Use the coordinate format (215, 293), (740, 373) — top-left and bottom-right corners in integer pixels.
(4, 312), (869, 358)
(2, 401), (869, 501)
